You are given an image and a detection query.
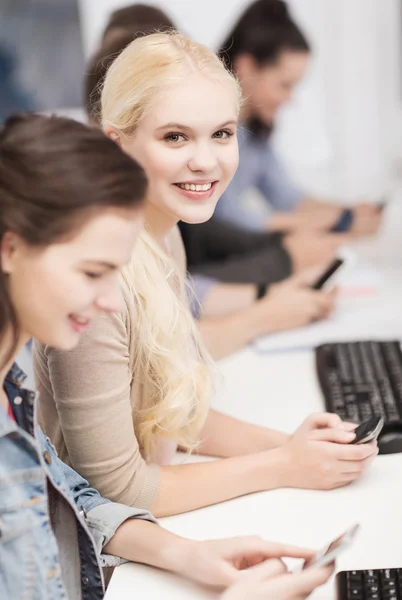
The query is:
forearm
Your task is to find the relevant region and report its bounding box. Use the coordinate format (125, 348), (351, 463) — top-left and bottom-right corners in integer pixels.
(198, 409), (289, 457)
(151, 448), (287, 516)
(103, 518), (193, 573)
(198, 299), (288, 360)
(201, 282), (256, 318)
(268, 211), (304, 232)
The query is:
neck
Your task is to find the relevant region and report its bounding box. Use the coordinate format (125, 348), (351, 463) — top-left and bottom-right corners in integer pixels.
(145, 202), (178, 248)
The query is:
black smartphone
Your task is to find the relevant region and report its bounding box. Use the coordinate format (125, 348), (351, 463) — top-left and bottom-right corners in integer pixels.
(311, 257), (345, 291)
(378, 197), (388, 211)
(350, 416), (384, 445)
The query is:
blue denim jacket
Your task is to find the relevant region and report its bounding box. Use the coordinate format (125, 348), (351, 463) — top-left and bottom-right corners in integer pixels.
(0, 363), (156, 600)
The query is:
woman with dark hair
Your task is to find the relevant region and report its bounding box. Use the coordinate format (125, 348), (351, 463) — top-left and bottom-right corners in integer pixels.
(216, 0), (381, 236)
(0, 113), (334, 600)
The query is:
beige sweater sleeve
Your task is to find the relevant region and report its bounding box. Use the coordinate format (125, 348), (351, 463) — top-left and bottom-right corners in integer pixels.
(35, 294), (160, 510)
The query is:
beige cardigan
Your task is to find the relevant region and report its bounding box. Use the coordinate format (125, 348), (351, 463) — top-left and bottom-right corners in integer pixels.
(34, 227), (186, 510)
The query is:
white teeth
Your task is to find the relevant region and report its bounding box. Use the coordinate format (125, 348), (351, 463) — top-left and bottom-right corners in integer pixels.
(73, 315), (87, 324)
(177, 182), (212, 192)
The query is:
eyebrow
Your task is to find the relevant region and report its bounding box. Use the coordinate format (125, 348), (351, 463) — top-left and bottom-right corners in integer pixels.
(156, 120), (238, 132)
(80, 260), (117, 269)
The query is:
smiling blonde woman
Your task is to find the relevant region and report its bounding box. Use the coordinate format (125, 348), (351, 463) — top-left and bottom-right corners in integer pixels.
(34, 32), (377, 518)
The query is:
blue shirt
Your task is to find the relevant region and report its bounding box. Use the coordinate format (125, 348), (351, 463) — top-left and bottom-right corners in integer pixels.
(214, 127), (305, 231)
(0, 362), (156, 600)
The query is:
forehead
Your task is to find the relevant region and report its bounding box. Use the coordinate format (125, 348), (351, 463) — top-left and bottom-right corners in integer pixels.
(144, 73), (239, 131)
(44, 209), (143, 262)
(273, 50), (310, 78)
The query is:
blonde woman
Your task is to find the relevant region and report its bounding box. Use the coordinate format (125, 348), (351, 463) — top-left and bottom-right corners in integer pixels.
(34, 33), (377, 518)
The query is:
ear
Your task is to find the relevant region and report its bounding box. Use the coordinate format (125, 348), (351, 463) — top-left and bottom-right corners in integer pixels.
(1, 231), (22, 275)
(234, 53), (259, 80)
(103, 125), (123, 147)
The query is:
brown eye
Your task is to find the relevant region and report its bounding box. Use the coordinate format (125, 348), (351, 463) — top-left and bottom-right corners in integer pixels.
(164, 133), (186, 143)
(213, 130), (233, 140)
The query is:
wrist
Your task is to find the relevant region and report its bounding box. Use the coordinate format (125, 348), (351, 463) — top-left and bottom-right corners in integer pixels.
(159, 536), (198, 576)
(252, 446), (293, 491)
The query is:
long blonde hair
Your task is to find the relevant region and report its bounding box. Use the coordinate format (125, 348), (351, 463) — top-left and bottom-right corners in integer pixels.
(101, 32), (241, 457)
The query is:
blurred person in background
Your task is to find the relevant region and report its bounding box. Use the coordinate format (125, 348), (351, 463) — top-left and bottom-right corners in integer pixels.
(84, 3), (338, 360)
(215, 0), (382, 237)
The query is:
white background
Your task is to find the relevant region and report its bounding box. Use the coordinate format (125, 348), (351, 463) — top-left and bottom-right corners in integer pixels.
(78, 0), (402, 199)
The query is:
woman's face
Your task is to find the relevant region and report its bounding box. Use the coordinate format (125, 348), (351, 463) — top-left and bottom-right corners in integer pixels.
(2, 207), (143, 350)
(238, 50), (310, 125)
(115, 73), (239, 227)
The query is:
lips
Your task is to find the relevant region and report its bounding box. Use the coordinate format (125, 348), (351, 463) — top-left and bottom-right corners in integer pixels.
(173, 181), (218, 200)
(69, 313), (91, 334)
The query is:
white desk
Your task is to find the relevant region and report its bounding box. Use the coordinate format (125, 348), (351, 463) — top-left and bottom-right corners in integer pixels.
(106, 208), (402, 600)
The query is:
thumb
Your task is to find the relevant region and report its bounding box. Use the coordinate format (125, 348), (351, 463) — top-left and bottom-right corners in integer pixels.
(302, 412), (343, 432)
(237, 559), (287, 583)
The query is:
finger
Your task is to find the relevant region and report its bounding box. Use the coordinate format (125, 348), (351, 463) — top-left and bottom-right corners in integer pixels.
(291, 564), (335, 593)
(309, 428), (356, 444)
(335, 441), (378, 460)
(229, 538), (315, 561)
(237, 558), (287, 582)
(303, 412), (343, 431)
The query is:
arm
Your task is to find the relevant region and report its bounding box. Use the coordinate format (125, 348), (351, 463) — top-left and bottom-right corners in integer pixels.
(198, 283), (335, 360)
(104, 520), (317, 589)
(152, 447), (287, 516)
(197, 409), (289, 456)
(36, 285), (161, 510)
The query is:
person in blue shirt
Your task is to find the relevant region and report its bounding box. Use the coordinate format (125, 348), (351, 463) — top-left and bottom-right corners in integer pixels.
(0, 113), (333, 600)
(215, 0), (382, 236)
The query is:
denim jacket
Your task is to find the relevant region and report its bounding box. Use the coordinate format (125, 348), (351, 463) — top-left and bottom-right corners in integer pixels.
(0, 363), (156, 600)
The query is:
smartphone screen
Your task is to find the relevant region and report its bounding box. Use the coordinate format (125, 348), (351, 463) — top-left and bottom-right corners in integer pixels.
(311, 258), (345, 291)
(302, 524), (360, 570)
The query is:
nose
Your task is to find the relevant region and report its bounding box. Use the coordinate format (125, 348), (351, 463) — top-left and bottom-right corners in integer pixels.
(187, 141), (218, 173)
(95, 278), (124, 314)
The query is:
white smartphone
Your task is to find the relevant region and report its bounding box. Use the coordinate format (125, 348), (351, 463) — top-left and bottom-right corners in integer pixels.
(301, 524), (360, 571)
(311, 248), (356, 291)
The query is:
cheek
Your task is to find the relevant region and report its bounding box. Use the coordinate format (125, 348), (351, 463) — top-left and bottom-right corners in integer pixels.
(220, 145), (239, 180)
(141, 145), (184, 185)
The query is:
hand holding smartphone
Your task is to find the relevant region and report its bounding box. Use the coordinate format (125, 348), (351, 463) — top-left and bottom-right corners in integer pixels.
(301, 524), (360, 571)
(311, 249), (356, 291)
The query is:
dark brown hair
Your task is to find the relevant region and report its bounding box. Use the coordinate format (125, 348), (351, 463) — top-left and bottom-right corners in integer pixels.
(0, 112), (147, 366)
(85, 4), (175, 124)
(218, 0), (310, 73)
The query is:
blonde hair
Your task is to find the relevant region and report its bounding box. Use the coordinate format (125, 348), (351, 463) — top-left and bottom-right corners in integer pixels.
(101, 32), (241, 457)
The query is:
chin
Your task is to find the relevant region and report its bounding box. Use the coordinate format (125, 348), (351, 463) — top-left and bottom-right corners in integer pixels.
(46, 332), (80, 351)
(179, 205), (216, 225)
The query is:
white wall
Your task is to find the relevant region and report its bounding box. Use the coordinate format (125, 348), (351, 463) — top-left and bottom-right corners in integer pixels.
(78, 0), (401, 199)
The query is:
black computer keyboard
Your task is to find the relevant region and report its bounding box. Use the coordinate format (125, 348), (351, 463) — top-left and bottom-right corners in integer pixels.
(337, 568), (402, 599)
(315, 341), (402, 454)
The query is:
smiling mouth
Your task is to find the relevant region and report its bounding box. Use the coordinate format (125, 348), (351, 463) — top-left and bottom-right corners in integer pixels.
(174, 182), (214, 192)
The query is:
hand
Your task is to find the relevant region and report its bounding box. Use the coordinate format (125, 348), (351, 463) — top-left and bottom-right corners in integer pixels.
(350, 205), (382, 237)
(258, 279), (336, 333)
(295, 203), (343, 231)
(177, 537), (315, 588)
(283, 232), (347, 273)
(220, 558), (334, 600)
(280, 413), (378, 490)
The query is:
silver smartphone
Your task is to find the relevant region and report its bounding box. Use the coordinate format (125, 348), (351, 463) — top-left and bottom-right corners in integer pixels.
(302, 524), (360, 570)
